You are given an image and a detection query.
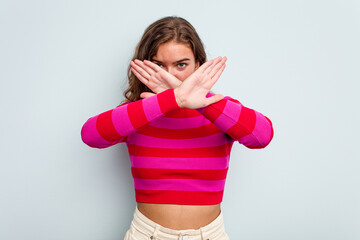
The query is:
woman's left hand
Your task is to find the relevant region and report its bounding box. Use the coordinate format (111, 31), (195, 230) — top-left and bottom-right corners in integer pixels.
(173, 56), (226, 109)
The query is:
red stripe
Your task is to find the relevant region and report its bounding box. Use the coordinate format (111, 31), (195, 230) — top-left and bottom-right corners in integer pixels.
(228, 98), (240, 104)
(135, 189), (224, 205)
(225, 106), (256, 140)
(128, 144), (232, 158)
(116, 102), (130, 108)
(96, 110), (122, 142)
(127, 100), (148, 129)
(131, 167), (228, 180)
(203, 99), (227, 121)
(165, 108), (202, 118)
(157, 89), (180, 113)
(136, 123), (222, 139)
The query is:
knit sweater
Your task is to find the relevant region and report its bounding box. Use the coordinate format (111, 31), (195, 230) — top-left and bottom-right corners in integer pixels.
(81, 89), (274, 205)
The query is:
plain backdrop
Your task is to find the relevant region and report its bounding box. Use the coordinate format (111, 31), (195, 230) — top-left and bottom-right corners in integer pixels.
(1, 0), (359, 239)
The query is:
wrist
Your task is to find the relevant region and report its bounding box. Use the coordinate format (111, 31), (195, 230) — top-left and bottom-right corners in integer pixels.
(174, 88), (185, 108)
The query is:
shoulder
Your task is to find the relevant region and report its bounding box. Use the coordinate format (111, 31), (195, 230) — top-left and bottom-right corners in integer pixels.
(116, 101), (131, 108)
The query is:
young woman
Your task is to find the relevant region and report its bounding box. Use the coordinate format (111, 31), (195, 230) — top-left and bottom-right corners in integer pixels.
(81, 16), (274, 240)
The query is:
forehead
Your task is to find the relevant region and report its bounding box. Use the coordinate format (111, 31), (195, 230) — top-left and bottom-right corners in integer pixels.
(153, 41), (195, 62)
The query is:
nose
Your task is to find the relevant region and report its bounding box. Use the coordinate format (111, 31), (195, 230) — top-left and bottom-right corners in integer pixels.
(167, 67), (176, 76)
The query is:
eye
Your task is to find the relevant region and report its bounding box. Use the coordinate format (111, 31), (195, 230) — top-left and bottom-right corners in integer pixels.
(177, 63), (187, 68)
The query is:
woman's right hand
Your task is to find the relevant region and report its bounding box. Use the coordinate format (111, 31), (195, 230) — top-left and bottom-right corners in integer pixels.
(130, 59), (182, 98)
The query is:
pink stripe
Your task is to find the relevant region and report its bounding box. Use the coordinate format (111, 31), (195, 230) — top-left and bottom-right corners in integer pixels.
(213, 100), (242, 132)
(128, 132), (233, 148)
(149, 116), (211, 129)
(81, 116), (112, 148)
(130, 156), (229, 170)
(238, 111), (272, 147)
(142, 95), (163, 121)
(111, 105), (135, 136)
(134, 178), (226, 192)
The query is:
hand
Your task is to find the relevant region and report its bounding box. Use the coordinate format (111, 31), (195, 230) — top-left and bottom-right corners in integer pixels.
(174, 56), (227, 109)
(130, 59), (182, 98)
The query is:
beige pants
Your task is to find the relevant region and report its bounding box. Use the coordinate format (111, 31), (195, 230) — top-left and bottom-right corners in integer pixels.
(124, 206), (230, 240)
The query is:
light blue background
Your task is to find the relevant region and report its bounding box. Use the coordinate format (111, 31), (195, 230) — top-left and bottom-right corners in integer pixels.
(1, 0), (359, 239)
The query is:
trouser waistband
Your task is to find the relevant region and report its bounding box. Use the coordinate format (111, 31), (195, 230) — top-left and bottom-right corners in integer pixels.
(131, 206), (226, 240)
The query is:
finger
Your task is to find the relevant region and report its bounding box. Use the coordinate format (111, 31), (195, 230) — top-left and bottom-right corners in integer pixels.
(158, 70), (182, 86)
(203, 94), (224, 106)
(131, 67), (149, 86)
(212, 63), (226, 82)
(204, 56), (222, 75)
(144, 60), (163, 73)
(203, 56), (222, 74)
(140, 92), (156, 99)
(210, 57), (227, 79)
(134, 59), (156, 75)
(131, 61), (151, 80)
(204, 64), (226, 89)
(131, 60), (151, 79)
(197, 59), (214, 73)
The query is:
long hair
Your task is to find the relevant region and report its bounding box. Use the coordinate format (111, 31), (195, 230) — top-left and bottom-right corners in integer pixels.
(123, 16), (207, 103)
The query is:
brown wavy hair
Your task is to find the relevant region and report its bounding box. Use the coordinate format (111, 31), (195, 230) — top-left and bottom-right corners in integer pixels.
(123, 16), (207, 103)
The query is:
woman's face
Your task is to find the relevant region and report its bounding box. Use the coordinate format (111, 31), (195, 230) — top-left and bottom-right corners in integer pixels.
(151, 41), (200, 81)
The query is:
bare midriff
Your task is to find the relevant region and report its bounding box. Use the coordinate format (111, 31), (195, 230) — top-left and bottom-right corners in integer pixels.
(137, 202), (221, 230)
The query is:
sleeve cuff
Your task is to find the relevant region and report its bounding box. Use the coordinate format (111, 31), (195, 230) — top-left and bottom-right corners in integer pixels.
(157, 89), (181, 113)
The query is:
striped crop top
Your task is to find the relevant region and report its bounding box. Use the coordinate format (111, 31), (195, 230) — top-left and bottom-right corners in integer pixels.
(81, 89), (274, 205)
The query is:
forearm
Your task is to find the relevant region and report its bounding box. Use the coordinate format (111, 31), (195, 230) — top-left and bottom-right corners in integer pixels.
(81, 89), (180, 148)
(197, 93), (274, 149)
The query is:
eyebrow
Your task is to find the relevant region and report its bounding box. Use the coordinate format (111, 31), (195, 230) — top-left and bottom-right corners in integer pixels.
(152, 58), (191, 64)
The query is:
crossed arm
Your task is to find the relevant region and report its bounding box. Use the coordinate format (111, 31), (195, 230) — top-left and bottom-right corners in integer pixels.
(130, 56), (227, 109)
(81, 57), (228, 148)
(130, 57), (274, 148)
(81, 57), (273, 149)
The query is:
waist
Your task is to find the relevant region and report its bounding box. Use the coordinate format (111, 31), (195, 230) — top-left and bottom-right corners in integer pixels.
(137, 202), (221, 230)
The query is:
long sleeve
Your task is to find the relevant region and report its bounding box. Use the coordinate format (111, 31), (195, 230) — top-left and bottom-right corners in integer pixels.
(81, 89), (180, 148)
(197, 93), (274, 149)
